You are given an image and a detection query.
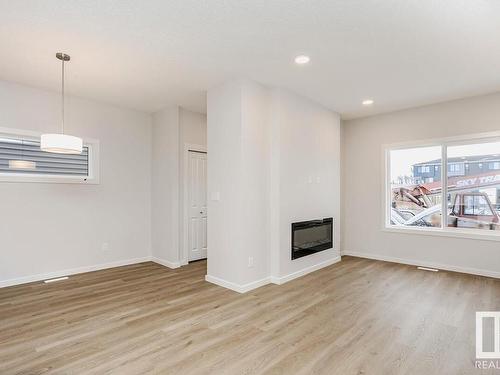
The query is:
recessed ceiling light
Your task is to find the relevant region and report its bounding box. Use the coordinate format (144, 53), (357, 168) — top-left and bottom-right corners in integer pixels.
(294, 55), (310, 65)
(362, 99), (374, 106)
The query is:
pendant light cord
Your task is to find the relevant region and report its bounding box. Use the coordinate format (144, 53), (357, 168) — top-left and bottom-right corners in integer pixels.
(61, 57), (65, 135)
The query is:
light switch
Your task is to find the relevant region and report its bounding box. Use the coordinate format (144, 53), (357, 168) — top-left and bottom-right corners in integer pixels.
(211, 192), (220, 201)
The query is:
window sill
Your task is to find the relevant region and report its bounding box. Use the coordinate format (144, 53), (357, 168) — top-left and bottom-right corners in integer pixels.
(0, 174), (99, 184)
(383, 225), (500, 242)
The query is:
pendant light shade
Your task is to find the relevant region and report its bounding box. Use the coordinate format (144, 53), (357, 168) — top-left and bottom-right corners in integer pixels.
(40, 133), (83, 154)
(41, 53), (83, 154)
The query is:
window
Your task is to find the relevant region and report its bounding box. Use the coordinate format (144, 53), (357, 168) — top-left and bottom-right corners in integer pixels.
(489, 162), (500, 170)
(389, 146), (442, 228)
(462, 195), (493, 216)
(447, 142), (500, 232)
(386, 135), (500, 239)
(0, 128), (99, 183)
(449, 163), (461, 172)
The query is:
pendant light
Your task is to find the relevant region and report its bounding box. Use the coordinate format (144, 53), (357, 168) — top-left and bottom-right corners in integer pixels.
(40, 53), (83, 154)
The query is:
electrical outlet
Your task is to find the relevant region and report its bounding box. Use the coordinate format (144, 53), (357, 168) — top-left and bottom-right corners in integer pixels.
(248, 257), (254, 268)
(101, 242), (110, 251)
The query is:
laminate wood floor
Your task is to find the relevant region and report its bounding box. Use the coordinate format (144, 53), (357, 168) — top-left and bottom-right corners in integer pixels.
(1, 256), (499, 375)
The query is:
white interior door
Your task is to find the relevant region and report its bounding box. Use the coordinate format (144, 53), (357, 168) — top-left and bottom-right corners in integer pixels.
(188, 151), (207, 261)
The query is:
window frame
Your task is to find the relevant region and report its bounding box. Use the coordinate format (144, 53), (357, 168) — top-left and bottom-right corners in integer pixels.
(382, 131), (500, 242)
(0, 126), (100, 184)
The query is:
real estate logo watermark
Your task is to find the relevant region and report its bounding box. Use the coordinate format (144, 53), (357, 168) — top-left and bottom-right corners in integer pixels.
(476, 312), (500, 369)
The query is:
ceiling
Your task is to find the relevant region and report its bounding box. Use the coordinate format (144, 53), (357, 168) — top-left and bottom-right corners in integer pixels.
(1, 0), (499, 119)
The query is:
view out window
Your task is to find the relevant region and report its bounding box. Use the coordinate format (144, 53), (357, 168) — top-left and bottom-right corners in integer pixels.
(446, 141), (500, 231)
(387, 138), (500, 236)
(489, 162), (500, 170)
(389, 146), (442, 228)
(462, 195), (492, 216)
(0, 130), (98, 183)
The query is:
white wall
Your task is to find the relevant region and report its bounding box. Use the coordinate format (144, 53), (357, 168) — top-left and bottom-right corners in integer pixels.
(271, 89), (341, 279)
(207, 81), (268, 286)
(342, 92), (500, 276)
(151, 106), (180, 266)
(239, 81), (271, 284)
(207, 79), (341, 291)
(0, 80), (152, 286)
(179, 108), (207, 146)
(151, 106), (207, 266)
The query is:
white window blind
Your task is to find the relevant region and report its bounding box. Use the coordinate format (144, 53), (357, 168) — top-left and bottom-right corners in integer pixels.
(0, 136), (89, 176)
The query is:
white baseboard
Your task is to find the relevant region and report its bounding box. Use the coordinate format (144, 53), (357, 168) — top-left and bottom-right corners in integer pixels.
(0, 256), (152, 288)
(206, 256), (343, 293)
(205, 274), (271, 293)
(270, 256), (342, 285)
(2, 254), (343, 291)
(1, 255), (189, 289)
(342, 251), (500, 279)
(151, 257), (181, 269)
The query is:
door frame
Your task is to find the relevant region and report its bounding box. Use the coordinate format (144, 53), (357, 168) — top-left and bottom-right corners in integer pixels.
(182, 143), (208, 265)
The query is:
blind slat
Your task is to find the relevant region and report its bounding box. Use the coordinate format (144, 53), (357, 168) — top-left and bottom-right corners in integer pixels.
(0, 162), (88, 171)
(0, 149), (88, 160)
(0, 155), (88, 166)
(0, 167), (88, 175)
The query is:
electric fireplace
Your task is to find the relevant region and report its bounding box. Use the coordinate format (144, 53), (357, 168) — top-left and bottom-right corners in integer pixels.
(291, 218), (333, 260)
